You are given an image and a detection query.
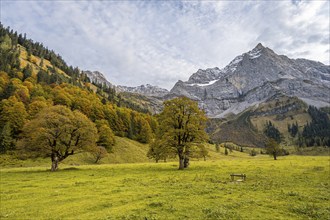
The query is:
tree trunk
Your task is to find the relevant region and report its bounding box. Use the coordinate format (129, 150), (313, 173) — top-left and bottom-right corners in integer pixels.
(95, 155), (101, 164)
(273, 153), (277, 160)
(178, 156), (184, 170)
(184, 156), (189, 168)
(51, 155), (59, 171)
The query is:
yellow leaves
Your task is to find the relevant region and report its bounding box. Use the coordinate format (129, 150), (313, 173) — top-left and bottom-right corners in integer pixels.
(0, 34), (12, 51)
(138, 119), (153, 143)
(23, 81), (34, 92)
(0, 71), (9, 96)
(0, 96), (28, 133)
(6, 77), (30, 104)
(14, 85), (30, 104)
(72, 96), (92, 117)
(5, 78), (31, 104)
(52, 87), (73, 107)
(19, 105), (98, 159)
(28, 99), (49, 118)
(158, 96), (209, 149)
(95, 120), (116, 151)
(30, 56), (38, 65)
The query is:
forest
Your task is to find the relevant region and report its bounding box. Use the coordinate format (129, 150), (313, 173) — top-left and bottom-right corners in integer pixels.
(0, 24), (158, 159)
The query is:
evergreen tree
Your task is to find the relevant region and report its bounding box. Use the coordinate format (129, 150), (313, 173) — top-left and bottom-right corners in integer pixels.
(302, 106), (330, 147)
(288, 121), (299, 137)
(264, 121), (282, 143)
(22, 64), (33, 80)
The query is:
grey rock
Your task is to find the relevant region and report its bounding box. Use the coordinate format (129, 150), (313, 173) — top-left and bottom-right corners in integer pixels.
(117, 84), (169, 98)
(82, 70), (169, 98)
(169, 43), (330, 117)
(83, 70), (113, 88)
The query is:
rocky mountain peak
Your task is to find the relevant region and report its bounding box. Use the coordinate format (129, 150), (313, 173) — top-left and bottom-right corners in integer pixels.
(82, 70), (113, 88)
(187, 67), (222, 84)
(169, 44), (330, 118)
(255, 42), (265, 50)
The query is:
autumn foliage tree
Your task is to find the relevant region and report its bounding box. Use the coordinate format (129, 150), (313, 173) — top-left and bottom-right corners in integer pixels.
(153, 97), (208, 170)
(95, 119), (116, 152)
(92, 146), (108, 164)
(147, 139), (175, 163)
(18, 105), (98, 171)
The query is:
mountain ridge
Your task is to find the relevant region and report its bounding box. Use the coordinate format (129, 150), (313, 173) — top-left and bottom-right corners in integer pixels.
(169, 43), (330, 117)
(78, 43), (329, 118)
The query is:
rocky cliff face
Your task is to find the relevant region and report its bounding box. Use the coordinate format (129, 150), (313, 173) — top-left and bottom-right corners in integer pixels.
(83, 70), (113, 88)
(117, 84), (169, 98)
(170, 43), (330, 117)
(83, 70), (169, 98)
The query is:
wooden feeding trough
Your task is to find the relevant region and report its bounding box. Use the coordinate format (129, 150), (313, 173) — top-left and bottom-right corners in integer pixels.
(230, 173), (246, 182)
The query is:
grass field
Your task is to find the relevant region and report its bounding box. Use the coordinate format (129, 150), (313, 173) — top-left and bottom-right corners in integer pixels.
(1, 155), (329, 219)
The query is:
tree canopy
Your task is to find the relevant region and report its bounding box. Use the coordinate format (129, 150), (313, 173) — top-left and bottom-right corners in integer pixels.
(266, 138), (282, 160)
(151, 97), (208, 169)
(18, 105), (98, 171)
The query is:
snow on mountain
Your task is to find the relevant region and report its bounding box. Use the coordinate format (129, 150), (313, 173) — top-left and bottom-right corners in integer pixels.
(187, 79), (219, 87)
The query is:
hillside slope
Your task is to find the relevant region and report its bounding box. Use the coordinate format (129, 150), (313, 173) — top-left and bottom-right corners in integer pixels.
(209, 95), (315, 147)
(0, 25), (158, 160)
(0, 137), (150, 167)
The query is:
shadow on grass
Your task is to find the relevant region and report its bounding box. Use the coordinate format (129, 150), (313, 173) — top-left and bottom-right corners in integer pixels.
(3, 166), (82, 174)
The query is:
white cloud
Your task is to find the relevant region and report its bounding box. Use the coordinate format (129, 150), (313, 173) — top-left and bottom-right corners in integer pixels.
(1, 0), (329, 89)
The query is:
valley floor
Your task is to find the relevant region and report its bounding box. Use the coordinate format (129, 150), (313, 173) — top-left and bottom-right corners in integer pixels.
(0, 155), (329, 219)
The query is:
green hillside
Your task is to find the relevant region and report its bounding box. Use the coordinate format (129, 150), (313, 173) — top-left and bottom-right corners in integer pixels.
(209, 95), (330, 148)
(0, 137), (149, 168)
(0, 24), (159, 167)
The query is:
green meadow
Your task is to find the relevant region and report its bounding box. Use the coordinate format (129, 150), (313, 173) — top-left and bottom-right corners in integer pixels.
(1, 154), (329, 219)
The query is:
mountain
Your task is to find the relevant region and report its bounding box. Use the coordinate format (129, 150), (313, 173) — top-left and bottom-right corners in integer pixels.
(81, 71), (167, 113)
(115, 84), (168, 114)
(170, 43), (330, 117)
(82, 70), (114, 88)
(117, 84), (169, 98)
(82, 70), (169, 98)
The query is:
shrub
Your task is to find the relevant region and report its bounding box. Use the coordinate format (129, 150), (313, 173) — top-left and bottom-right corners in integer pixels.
(249, 149), (257, 156)
(215, 144), (220, 152)
(281, 148), (290, 156)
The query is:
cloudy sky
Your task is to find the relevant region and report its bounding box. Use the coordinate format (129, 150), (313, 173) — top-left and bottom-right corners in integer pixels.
(1, 0), (329, 89)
